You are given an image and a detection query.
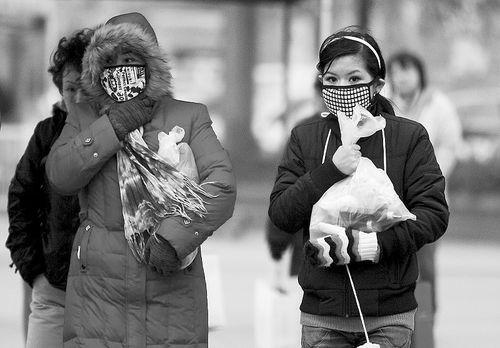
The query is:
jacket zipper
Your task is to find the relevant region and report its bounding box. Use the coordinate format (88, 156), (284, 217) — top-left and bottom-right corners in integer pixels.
(77, 224), (92, 273)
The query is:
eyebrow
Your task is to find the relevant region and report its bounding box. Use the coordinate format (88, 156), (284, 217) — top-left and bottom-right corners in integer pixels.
(323, 70), (363, 77)
(121, 50), (137, 57)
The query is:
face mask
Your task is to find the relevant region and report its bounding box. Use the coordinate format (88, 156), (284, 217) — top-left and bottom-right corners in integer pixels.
(100, 65), (146, 102)
(322, 80), (376, 117)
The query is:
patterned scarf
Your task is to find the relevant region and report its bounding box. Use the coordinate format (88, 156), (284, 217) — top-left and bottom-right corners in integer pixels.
(116, 129), (214, 263)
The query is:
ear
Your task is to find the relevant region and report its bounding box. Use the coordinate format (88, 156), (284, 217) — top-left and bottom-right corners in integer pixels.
(373, 78), (385, 95)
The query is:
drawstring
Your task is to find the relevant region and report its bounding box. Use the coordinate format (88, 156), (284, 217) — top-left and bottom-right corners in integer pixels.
(382, 128), (387, 172)
(320, 126), (372, 342)
(341, 128), (387, 346)
(321, 128), (386, 171)
(346, 264), (370, 343)
(319, 122), (387, 345)
(321, 129), (332, 165)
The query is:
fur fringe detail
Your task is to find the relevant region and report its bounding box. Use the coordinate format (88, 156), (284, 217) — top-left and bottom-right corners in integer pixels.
(80, 22), (172, 106)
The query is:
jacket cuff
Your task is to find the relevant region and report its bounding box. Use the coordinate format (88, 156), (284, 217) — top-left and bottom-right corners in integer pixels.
(351, 230), (380, 263)
(309, 160), (348, 195)
(155, 217), (201, 259)
(19, 263), (45, 288)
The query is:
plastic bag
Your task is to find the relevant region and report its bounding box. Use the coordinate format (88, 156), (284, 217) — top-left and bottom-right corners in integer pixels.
(157, 126), (199, 268)
(310, 105), (416, 243)
(254, 277), (302, 348)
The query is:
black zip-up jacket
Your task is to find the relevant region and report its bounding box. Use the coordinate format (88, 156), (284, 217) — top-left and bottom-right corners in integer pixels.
(6, 104), (80, 290)
(269, 111), (449, 317)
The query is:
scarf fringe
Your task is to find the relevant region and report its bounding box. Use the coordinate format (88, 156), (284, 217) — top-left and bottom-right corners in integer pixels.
(118, 129), (216, 263)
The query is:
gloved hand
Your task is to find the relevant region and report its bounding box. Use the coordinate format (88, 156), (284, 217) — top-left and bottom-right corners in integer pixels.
(107, 95), (155, 140)
(305, 225), (380, 267)
(265, 219), (294, 261)
(144, 234), (181, 275)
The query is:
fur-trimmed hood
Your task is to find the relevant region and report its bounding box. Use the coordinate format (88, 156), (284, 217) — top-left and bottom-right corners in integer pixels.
(80, 22), (172, 105)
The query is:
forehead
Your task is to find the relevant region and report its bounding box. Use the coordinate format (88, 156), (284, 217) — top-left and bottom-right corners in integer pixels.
(116, 48), (143, 59)
(324, 54), (368, 74)
(62, 65), (80, 83)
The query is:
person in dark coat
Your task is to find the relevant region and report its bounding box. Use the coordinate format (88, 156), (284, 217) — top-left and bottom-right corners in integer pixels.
(46, 12), (236, 348)
(268, 27), (449, 348)
(6, 28), (93, 347)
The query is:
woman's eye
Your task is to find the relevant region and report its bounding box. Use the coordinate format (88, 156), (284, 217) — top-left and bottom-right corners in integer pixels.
(124, 56), (137, 64)
(349, 76), (361, 83)
(324, 76), (337, 84)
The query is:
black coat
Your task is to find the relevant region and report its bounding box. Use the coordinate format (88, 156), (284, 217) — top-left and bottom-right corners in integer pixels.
(6, 104), (80, 290)
(268, 111), (449, 317)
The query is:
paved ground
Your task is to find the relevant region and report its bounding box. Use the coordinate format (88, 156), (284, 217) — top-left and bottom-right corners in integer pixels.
(1, 190), (499, 347)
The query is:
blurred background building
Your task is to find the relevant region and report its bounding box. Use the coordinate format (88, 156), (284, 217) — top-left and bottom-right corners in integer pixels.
(1, 0), (499, 347)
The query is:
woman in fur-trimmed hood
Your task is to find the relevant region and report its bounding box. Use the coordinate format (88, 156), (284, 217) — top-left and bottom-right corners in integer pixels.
(46, 12), (236, 348)
(80, 16), (172, 105)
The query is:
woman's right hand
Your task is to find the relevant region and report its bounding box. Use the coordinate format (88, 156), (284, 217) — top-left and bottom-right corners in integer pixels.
(107, 96), (155, 140)
(332, 144), (361, 175)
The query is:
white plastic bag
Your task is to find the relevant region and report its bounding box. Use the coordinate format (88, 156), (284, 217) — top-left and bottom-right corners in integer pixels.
(254, 277), (302, 348)
(203, 254), (227, 330)
(157, 126), (199, 268)
(310, 105), (416, 242)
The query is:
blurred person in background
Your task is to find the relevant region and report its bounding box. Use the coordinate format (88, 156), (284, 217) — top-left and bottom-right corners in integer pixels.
(386, 51), (463, 180)
(386, 51), (463, 348)
(46, 12), (235, 347)
(268, 27), (449, 347)
(5, 28), (93, 347)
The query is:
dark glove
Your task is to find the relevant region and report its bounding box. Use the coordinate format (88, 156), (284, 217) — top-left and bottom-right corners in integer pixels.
(265, 219), (294, 261)
(107, 96), (155, 140)
(144, 234), (181, 275)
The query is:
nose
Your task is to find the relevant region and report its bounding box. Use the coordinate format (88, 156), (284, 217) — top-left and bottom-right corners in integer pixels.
(337, 78), (351, 86)
(114, 56), (127, 65)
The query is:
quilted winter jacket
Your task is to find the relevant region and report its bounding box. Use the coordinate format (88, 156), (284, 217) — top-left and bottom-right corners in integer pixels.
(268, 111), (449, 317)
(46, 97), (235, 347)
(45, 19), (236, 348)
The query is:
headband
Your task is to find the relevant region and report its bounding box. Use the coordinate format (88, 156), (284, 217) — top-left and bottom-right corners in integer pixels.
(324, 35), (381, 69)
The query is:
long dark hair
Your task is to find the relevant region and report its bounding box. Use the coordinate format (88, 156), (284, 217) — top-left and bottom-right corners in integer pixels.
(317, 26), (394, 115)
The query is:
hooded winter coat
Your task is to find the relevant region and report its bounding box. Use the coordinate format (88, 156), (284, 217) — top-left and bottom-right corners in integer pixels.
(46, 20), (236, 348)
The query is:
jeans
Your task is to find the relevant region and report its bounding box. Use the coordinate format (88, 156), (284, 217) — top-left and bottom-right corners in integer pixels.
(26, 275), (65, 348)
(302, 324), (413, 348)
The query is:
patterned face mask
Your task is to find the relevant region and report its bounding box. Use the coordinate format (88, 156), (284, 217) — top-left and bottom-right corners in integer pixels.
(322, 80), (376, 117)
(100, 65), (146, 102)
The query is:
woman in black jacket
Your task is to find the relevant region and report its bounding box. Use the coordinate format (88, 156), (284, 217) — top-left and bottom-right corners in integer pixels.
(6, 28), (92, 347)
(268, 27), (449, 348)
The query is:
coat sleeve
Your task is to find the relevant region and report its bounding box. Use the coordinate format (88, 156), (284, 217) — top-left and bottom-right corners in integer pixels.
(6, 122), (48, 286)
(268, 129), (347, 234)
(155, 104), (236, 259)
(46, 104), (122, 195)
(378, 126), (449, 260)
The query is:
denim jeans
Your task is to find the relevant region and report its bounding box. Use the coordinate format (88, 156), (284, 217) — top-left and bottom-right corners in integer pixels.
(26, 275), (65, 348)
(302, 324), (413, 348)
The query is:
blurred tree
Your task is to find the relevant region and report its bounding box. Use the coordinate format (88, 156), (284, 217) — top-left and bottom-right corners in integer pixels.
(222, 4), (260, 179)
(357, 0), (373, 30)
